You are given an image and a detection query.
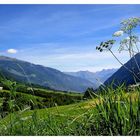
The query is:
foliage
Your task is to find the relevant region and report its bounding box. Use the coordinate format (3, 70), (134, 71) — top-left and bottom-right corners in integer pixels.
(0, 84), (140, 136)
(0, 90), (44, 117)
(0, 78), (83, 118)
(91, 86), (140, 135)
(83, 88), (97, 99)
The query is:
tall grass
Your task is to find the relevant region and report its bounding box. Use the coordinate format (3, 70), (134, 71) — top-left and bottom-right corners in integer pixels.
(89, 85), (140, 135)
(0, 83), (139, 135)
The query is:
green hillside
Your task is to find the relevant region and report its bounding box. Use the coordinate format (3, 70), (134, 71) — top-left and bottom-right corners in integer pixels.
(0, 99), (98, 135)
(0, 88), (82, 115)
(0, 86), (139, 136)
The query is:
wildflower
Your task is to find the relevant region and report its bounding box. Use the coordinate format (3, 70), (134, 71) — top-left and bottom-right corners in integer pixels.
(126, 37), (130, 40)
(113, 30), (124, 37)
(96, 40), (116, 52)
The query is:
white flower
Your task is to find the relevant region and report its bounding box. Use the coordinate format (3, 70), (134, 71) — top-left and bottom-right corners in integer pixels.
(126, 37), (130, 40)
(113, 30), (124, 37)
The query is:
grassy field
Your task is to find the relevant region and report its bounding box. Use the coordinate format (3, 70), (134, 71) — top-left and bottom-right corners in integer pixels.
(0, 85), (140, 136)
(0, 86), (83, 113)
(0, 98), (98, 135)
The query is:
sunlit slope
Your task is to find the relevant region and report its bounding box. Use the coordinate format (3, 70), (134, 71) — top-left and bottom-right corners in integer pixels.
(0, 91), (139, 135)
(0, 98), (97, 125)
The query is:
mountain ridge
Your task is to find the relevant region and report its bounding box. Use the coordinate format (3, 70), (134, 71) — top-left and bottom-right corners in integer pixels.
(65, 68), (118, 88)
(104, 53), (140, 87)
(0, 56), (95, 92)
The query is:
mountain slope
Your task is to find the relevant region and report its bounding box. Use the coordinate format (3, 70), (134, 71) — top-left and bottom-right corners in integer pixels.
(0, 56), (95, 92)
(65, 69), (117, 88)
(104, 53), (140, 87)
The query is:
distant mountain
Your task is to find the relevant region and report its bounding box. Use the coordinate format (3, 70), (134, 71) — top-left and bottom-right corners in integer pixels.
(104, 53), (140, 87)
(0, 56), (95, 92)
(65, 68), (117, 88)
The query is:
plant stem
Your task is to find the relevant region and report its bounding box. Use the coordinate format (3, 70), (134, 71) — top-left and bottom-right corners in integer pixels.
(109, 49), (140, 81)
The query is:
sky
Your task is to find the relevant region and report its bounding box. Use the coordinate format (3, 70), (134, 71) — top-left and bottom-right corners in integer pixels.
(0, 4), (140, 72)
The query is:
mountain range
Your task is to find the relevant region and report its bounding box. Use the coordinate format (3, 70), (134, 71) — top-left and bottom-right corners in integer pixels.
(0, 56), (95, 92)
(1, 55), (134, 93)
(65, 68), (117, 88)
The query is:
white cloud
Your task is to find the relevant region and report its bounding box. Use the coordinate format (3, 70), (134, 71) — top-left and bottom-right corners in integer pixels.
(7, 49), (18, 54)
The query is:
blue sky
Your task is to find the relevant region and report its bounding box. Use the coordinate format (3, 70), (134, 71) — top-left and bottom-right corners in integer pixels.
(0, 4), (140, 72)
